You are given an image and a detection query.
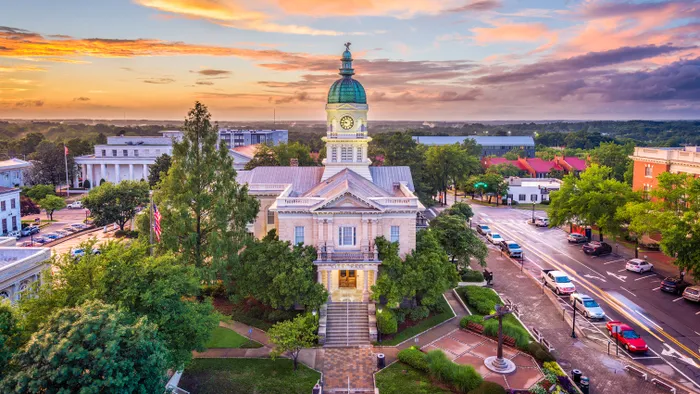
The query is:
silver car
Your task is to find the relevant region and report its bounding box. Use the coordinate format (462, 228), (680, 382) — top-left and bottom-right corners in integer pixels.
(570, 293), (605, 319)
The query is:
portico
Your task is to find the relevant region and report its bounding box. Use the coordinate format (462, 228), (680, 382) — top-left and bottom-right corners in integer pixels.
(316, 262), (379, 302)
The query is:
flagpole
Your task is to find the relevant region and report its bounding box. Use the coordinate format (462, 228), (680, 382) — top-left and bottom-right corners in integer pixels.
(149, 191), (154, 257)
(64, 145), (70, 198)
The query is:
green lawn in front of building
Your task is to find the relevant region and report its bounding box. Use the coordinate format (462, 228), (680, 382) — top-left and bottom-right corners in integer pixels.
(205, 325), (262, 349)
(375, 362), (451, 394)
(378, 296), (455, 346)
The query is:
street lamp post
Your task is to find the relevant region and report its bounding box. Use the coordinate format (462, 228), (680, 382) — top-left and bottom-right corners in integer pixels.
(571, 302), (577, 339)
(531, 202), (535, 223)
(377, 307), (383, 343)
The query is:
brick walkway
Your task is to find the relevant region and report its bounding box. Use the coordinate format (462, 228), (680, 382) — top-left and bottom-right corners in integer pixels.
(322, 347), (376, 393)
(485, 250), (669, 394)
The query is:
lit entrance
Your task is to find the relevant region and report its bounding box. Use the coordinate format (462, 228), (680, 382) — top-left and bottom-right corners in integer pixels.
(339, 270), (356, 288)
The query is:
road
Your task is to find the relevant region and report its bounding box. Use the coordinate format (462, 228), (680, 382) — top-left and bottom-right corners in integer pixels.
(469, 203), (700, 392)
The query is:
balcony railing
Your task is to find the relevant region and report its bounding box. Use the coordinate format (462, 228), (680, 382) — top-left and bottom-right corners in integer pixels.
(316, 249), (379, 262)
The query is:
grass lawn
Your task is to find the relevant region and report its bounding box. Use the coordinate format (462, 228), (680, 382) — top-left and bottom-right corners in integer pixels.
(378, 296), (454, 346)
(205, 326), (262, 349)
(512, 203), (551, 213)
(179, 358), (320, 394)
(375, 362), (451, 394)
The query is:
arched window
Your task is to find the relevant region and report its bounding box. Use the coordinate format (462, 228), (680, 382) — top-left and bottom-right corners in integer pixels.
(0, 292), (9, 300)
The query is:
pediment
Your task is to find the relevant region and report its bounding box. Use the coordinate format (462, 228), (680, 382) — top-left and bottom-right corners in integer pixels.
(313, 192), (382, 211)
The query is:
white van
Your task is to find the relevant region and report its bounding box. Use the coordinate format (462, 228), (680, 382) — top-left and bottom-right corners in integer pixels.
(535, 217), (549, 227)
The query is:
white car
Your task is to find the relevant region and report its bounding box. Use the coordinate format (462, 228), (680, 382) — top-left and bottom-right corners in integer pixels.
(67, 200), (83, 209)
(542, 269), (576, 295)
(625, 259), (653, 273)
(570, 293), (606, 319)
(535, 217), (549, 227)
(487, 232), (504, 245)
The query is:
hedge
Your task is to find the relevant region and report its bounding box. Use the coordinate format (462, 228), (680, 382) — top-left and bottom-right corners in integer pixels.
(460, 269), (485, 283)
(397, 347), (428, 372)
(455, 286), (501, 315)
(482, 320), (530, 348)
(526, 342), (555, 363)
(468, 381), (506, 394)
(460, 315), (484, 328)
(426, 350), (482, 394)
(377, 309), (398, 335)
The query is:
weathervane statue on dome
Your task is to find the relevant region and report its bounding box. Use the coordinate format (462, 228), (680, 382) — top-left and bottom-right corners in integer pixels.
(344, 42), (351, 51)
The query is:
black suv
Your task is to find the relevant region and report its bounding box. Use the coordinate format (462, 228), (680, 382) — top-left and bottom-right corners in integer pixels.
(661, 276), (690, 295)
(582, 241), (612, 256)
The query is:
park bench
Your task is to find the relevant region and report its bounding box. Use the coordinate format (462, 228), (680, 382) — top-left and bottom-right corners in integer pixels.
(466, 322), (484, 334)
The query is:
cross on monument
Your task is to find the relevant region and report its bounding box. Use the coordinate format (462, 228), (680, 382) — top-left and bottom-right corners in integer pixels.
(483, 304), (517, 373)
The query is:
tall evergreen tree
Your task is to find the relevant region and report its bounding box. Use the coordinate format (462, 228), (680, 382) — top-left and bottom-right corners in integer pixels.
(154, 102), (259, 281)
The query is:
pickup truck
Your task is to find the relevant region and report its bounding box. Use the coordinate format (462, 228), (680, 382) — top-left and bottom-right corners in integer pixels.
(606, 321), (648, 353)
(66, 200), (83, 209)
(542, 269), (576, 295)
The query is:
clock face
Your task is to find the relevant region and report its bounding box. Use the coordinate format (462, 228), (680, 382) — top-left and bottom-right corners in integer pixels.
(340, 116), (354, 130)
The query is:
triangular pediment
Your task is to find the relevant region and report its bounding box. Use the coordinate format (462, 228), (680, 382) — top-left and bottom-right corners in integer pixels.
(313, 192), (382, 212)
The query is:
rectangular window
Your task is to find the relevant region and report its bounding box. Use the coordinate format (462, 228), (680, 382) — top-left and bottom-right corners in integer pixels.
(1, 201), (5, 211)
(134, 150), (139, 157)
(10, 198), (15, 209)
(645, 166), (652, 177)
(294, 226), (304, 245)
(112, 149), (117, 157)
(11, 217), (17, 231)
(531, 194), (538, 202)
(123, 149), (128, 157)
(390, 226), (400, 243)
(1, 218), (6, 234)
(356, 147), (362, 162)
(101, 149), (106, 157)
(145, 149), (149, 156)
(267, 210), (275, 225)
(338, 226), (356, 246)
(155, 149), (161, 155)
(341, 147), (352, 162)
(331, 147), (338, 162)
(518, 194), (526, 201)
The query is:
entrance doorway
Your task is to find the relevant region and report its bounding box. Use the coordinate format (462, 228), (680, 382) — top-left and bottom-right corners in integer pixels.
(339, 270), (356, 288)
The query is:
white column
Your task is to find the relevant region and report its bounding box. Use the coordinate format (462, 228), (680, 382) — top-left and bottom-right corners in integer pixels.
(115, 164), (120, 183)
(100, 164), (106, 183)
(86, 164), (93, 189)
(363, 270), (368, 292)
(143, 164), (149, 179)
(326, 270), (331, 292)
(317, 270), (322, 284)
(129, 164), (134, 180)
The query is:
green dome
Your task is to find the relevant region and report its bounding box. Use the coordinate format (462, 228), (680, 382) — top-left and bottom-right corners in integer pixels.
(327, 43), (367, 104)
(328, 77), (366, 104)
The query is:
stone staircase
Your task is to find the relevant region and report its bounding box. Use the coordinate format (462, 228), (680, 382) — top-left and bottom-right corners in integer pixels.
(324, 302), (370, 347)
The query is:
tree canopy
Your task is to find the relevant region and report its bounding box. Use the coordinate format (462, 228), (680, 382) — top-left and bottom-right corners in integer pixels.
(148, 153), (172, 188)
(245, 142), (316, 169)
(589, 141), (634, 184)
(268, 314), (317, 371)
(21, 184), (55, 201)
(426, 144), (481, 205)
(37, 195), (65, 220)
(429, 213), (488, 267)
(83, 180), (149, 231)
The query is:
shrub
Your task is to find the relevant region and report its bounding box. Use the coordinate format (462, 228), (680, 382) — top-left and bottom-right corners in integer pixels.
(427, 350), (483, 393)
(483, 320), (530, 348)
(397, 347), (428, 372)
(460, 315), (484, 329)
(451, 364), (482, 393)
(543, 361), (565, 377)
(456, 286), (501, 315)
(429, 300), (446, 313)
(408, 306), (430, 321)
(426, 350), (454, 383)
(526, 342), (555, 363)
(460, 269), (485, 282)
(114, 230), (138, 238)
(468, 381), (507, 394)
(377, 309), (398, 335)
(393, 308), (408, 324)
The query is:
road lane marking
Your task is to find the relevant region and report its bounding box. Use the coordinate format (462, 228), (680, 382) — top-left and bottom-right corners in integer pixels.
(635, 310), (663, 331)
(607, 271), (627, 282)
(649, 348), (700, 390)
(620, 287), (637, 297)
(605, 259), (626, 265)
(696, 311), (700, 316)
(672, 297), (684, 303)
(583, 273), (607, 282)
(652, 287), (661, 291)
(634, 274), (655, 281)
(617, 268), (627, 272)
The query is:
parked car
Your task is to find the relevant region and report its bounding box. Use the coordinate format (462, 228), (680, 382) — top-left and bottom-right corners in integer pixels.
(570, 293), (605, 319)
(567, 233), (588, 244)
(606, 321), (648, 353)
(682, 286), (700, 302)
(70, 223), (87, 230)
(44, 233), (59, 240)
(542, 269), (576, 295)
(477, 224), (491, 236)
(19, 241), (34, 247)
(55, 230), (69, 237)
(660, 276), (690, 295)
(8, 230), (21, 240)
(625, 259), (653, 273)
(582, 241), (613, 256)
(20, 227), (33, 237)
(67, 200), (83, 209)
(499, 241), (522, 258)
(535, 217), (549, 227)
(487, 232), (504, 245)
(62, 227), (76, 233)
(29, 225), (40, 235)
(33, 237), (48, 244)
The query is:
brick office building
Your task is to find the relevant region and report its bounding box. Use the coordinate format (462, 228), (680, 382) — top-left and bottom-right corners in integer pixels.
(630, 146), (700, 195)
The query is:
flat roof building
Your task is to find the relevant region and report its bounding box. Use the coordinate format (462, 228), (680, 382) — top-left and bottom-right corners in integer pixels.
(0, 158), (31, 188)
(218, 129), (288, 148)
(412, 136), (535, 158)
(0, 237), (50, 303)
(630, 146), (700, 194)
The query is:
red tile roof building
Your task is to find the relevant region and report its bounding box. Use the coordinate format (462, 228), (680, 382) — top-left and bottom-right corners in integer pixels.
(483, 156), (587, 178)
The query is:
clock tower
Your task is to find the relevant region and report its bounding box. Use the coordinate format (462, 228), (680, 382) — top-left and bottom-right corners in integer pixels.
(322, 43), (372, 182)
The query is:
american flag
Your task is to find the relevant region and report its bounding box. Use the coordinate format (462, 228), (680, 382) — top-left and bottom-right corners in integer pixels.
(153, 203), (162, 241)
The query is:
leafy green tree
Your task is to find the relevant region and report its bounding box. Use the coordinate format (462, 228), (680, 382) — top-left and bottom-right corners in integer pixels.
(237, 231), (327, 310)
(429, 214), (487, 267)
(83, 180), (149, 231)
(2, 300), (168, 393)
(245, 144), (280, 169)
(268, 314), (317, 371)
(0, 301), (21, 380)
(155, 102), (259, 281)
(589, 142), (634, 183)
(22, 184), (55, 201)
(426, 144), (480, 205)
(273, 142), (316, 166)
(486, 163), (523, 177)
(616, 200), (656, 258)
(549, 164), (633, 241)
(148, 153), (172, 187)
(19, 240), (218, 369)
(28, 141), (75, 187)
(38, 194), (65, 220)
(473, 173), (509, 205)
(446, 202), (474, 221)
(19, 196), (40, 216)
(503, 149), (525, 160)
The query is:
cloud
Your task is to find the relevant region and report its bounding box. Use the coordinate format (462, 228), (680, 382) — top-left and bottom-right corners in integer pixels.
(0, 64), (47, 72)
(274, 91), (317, 104)
(369, 89), (481, 102)
(446, 0), (502, 13)
(14, 99), (44, 107)
(193, 68), (230, 76)
(195, 81), (214, 85)
(471, 22), (554, 44)
(142, 77), (175, 84)
(73, 96), (91, 101)
(474, 44), (691, 84)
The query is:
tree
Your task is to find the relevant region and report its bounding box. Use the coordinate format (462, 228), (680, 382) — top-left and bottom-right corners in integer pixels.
(273, 142), (316, 167)
(148, 153), (172, 187)
(237, 231), (327, 310)
(38, 195), (65, 220)
(2, 300), (168, 393)
(154, 102), (259, 281)
(486, 163), (523, 178)
(268, 314), (317, 371)
(473, 173), (509, 205)
(429, 214), (487, 267)
(22, 184), (55, 201)
(19, 240), (218, 369)
(19, 196), (40, 216)
(245, 144), (279, 169)
(549, 164), (633, 242)
(27, 141), (75, 187)
(0, 301), (21, 381)
(589, 142), (634, 183)
(503, 149), (525, 160)
(83, 180), (149, 231)
(446, 202), (474, 221)
(426, 144), (480, 205)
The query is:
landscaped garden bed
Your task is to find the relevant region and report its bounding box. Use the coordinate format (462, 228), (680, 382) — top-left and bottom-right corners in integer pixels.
(375, 360), (451, 394)
(179, 358), (320, 394)
(376, 295), (454, 346)
(211, 295), (300, 331)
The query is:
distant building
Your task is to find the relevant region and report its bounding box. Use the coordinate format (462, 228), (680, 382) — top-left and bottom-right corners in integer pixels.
(412, 136), (535, 158)
(230, 144), (258, 171)
(0, 187), (20, 236)
(630, 146), (700, 195)
(218, 129), (288, 148)
(0, 237), (50, 303)
(506, 177), (562, 204)
(483, 156), (586, 178)
(0, 158), (31, 188)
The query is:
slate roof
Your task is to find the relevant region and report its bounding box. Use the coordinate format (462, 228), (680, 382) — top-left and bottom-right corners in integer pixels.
(302, 169), (392, 199)
(369, 166), (415, 193)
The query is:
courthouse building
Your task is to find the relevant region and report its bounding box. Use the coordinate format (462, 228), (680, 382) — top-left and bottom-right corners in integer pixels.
(238, 45), (423, 303)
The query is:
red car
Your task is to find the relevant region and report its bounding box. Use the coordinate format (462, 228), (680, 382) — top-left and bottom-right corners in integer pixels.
(606, 321), (648, 353)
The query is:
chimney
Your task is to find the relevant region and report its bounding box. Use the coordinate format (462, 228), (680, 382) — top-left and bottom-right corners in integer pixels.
(290, 158), (299, 167)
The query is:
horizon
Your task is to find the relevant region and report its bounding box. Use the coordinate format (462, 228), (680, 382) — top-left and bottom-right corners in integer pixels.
(1, 0), (699, 120)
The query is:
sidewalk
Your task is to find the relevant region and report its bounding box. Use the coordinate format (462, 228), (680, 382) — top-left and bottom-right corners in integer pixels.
(484, 250), (668, 394)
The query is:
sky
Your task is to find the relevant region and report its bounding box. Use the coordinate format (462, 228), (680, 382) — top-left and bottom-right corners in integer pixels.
(0, 0), (699, 121)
